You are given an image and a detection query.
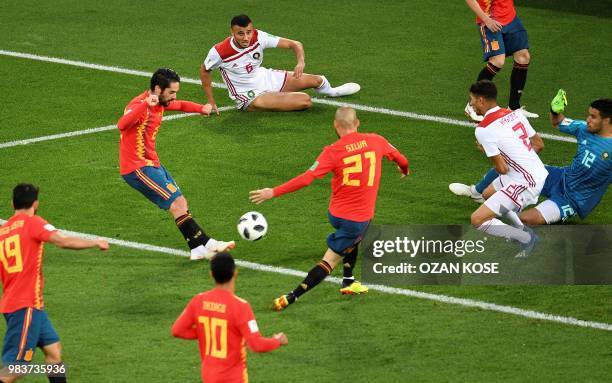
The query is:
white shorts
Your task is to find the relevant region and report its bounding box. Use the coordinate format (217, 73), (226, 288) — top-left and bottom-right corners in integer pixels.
(484, 175), (541, 216)
(227, 67), (288, 110)
(534, 199), (562, 224)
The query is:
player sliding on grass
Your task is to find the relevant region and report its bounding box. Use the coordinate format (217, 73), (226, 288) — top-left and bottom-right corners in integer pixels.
(172, 252), (287, 383)
(451, 91), (612, 225)
(249, 107), (409, 310)
(464, 80), (547, 258)
(0, 184), (108, 383)
(117, 68), (234, 261)
(200, 14), (360, 113)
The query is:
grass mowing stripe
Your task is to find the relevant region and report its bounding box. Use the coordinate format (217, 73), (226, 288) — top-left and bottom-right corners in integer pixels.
(0, 49), (577, 144)
(0, 107), (235, 149)
(1, 218), (609, 332)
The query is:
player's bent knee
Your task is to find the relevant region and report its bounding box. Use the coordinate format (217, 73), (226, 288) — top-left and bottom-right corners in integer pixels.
(514, 50), (530, 65)
(488, 55), (506, 68)
(169, 196), (188, 216)
(42, 342), (62, 364)
(519, 209), (546, 226)
(289, 93), (311, 110)
(471, 212), (484, 227)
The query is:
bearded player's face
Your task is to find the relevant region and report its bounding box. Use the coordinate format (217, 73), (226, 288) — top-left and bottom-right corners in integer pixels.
(231, 23), (254, 48)
(586, 107), (606, 133)
(158, 82), (179, 107)
(469, 93), (485, 116)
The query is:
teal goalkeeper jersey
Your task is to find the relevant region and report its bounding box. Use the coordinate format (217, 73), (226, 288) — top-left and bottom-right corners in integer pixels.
(559, 118), (612, 219)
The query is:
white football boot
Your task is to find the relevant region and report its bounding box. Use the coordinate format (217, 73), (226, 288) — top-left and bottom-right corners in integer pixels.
(190, 240), (236, 261)
(331, 83), (360, 97)
(465, 102), (484, 122)
(449, 183), (485, 203)
(515, 106), (539, 119)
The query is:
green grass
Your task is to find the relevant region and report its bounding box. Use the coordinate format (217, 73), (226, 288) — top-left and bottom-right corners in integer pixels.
(0, 0), (611, 382)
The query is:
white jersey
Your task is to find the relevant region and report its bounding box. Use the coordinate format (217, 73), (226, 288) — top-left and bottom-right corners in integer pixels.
(204, 29), (281, 103)
(475, 106), (548, 189)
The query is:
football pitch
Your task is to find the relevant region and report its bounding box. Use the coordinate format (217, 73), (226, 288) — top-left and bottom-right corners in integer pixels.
(1, 0), (612, 382)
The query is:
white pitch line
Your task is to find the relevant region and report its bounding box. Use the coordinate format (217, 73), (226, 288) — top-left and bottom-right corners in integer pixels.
(0, 107), (234, 150)
(1, 218), (609, 332)
(0, 49), (577, 144)
(0, 50), (226, 89)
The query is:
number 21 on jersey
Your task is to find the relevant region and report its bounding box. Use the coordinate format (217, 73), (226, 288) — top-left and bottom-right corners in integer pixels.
(0, 234), (23, 274)
(198, 316), (228, 359)
(343, 151), (376, 187)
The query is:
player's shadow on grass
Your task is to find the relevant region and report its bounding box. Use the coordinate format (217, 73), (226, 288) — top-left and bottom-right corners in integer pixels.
(519, 0), (612, 18)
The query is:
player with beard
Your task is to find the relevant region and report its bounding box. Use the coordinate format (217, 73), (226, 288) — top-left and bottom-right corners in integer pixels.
(200, 14), (360, 113)
(118, 68), (234, 260)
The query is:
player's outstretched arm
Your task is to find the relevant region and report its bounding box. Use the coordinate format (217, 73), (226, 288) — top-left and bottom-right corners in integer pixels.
(465, 0), (502, 32)
(246, 332), (286, 352)
(388, 151), (410, 177)
(166, 100), (212, 116)
(273, 332), (288, 345)
(48, 232), (109, 251)
(249, 188), (274, 204)
(550, 89), (567, 129)
(276, 38), (305, 78)
(250, 171), (319, 204)
(199, 65), (219, 115)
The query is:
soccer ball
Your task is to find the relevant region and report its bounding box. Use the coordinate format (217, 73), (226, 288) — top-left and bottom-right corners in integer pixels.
(237, 211), (268, 241)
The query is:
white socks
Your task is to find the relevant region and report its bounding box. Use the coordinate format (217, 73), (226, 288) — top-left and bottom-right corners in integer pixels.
(504, 210), (524, 229)
(314, 75), (335, 96)
(476, 218), (530, 244)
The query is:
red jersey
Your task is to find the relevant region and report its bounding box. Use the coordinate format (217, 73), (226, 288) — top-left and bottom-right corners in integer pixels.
(475, 0), (516, 25)
(273, 132), (409, 222)
(172, 288), (281, 383)
(0, 214), (58, 313)
(117, 91), (206, 175)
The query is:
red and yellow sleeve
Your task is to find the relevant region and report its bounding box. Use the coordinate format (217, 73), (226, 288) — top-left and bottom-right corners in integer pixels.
(30, 217), (57, 242)
(273, 148), (336, 197)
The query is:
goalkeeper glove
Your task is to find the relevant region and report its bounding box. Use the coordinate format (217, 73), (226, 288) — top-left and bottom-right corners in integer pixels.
(550, 89), (567, 114)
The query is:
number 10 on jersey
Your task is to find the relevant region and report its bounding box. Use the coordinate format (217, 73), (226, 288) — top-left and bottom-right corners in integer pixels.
(198, 316), (228, 359)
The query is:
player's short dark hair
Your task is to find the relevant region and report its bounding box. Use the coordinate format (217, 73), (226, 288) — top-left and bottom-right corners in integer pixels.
(150, 68), (180, 91)
(469, 80), (497, 101)
(231, 14), (252, 28)
(210, 252), (236, 284)
(591, 98), (612, 121)
(13, 183), (39, 210)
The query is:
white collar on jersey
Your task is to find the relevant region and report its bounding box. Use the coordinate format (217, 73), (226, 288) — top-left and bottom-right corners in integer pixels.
(483, 105), (501, 117)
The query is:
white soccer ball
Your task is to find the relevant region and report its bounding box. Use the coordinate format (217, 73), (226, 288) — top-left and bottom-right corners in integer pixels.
(237, 211), (268, 241)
